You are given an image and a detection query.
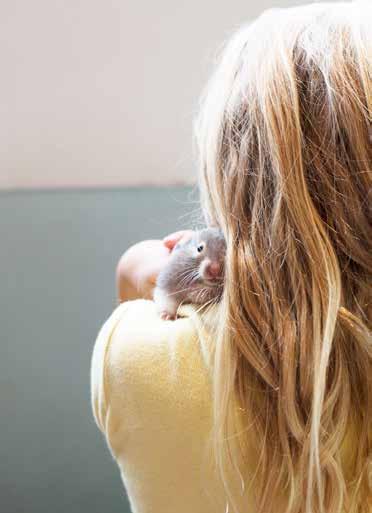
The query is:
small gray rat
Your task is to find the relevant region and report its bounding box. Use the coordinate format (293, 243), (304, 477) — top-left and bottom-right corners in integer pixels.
(154, 227), (226, 320)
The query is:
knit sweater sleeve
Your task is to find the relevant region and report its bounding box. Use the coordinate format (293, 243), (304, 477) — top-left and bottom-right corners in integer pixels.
(90, 299), (205, 457)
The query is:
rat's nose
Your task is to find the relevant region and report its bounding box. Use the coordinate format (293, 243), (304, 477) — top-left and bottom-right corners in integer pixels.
(206, 262), (221, 280)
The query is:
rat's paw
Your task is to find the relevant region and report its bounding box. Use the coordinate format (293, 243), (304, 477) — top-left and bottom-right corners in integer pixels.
(153, 287), (178, 321)
(160, 311), (177, 321)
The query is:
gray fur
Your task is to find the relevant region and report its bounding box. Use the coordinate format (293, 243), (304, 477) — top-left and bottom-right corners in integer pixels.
(154, 228), (226, 318)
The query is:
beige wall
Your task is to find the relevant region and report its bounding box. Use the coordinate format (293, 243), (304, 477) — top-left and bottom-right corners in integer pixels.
(2, 0), (318, 189)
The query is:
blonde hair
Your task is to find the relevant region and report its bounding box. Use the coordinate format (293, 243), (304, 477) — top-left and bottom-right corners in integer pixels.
(195, 2), (372, 512)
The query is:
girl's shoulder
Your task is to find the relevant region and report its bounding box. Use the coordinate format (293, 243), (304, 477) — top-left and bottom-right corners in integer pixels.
(90, 299), (217, 454)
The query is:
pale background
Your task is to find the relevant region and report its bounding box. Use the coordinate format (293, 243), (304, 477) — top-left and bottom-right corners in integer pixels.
(0, 0), (325, 190)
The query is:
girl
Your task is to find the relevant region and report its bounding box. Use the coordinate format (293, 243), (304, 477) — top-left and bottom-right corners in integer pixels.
(91, 3), (372, 512)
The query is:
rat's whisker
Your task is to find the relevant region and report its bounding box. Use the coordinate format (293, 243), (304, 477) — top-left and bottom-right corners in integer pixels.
(195, 296), (218, 313)
(195, 287), (210, 304)
(165, 286), (195, 297)
(179, 274), (200, 287)
(177, 267), (199, 281)
(178, 269), (200, 287)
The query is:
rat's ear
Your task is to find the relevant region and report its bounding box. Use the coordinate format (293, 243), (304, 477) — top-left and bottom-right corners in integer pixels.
(163, 230), (194, 251)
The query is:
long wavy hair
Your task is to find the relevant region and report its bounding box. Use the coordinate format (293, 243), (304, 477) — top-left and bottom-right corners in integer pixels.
(194, 2), (372, 512)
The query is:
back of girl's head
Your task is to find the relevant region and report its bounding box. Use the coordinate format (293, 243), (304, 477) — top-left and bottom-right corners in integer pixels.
(195, 2), (372, 512)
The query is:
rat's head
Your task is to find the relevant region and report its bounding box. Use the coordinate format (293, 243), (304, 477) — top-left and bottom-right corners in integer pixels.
(175, 228), (226, 287)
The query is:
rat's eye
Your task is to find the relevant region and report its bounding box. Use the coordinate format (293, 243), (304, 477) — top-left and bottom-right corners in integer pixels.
(197, 244), (204, 253)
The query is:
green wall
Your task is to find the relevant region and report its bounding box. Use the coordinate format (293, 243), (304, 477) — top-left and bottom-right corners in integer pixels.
(0, 187), (196, 513)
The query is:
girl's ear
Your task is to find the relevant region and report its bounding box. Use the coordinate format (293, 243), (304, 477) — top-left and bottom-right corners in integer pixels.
(163, 230), (194, 251)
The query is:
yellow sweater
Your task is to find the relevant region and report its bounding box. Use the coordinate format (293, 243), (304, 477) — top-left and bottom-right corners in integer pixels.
(90, 299), (360, 513)
(90, 299), (249, 513)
